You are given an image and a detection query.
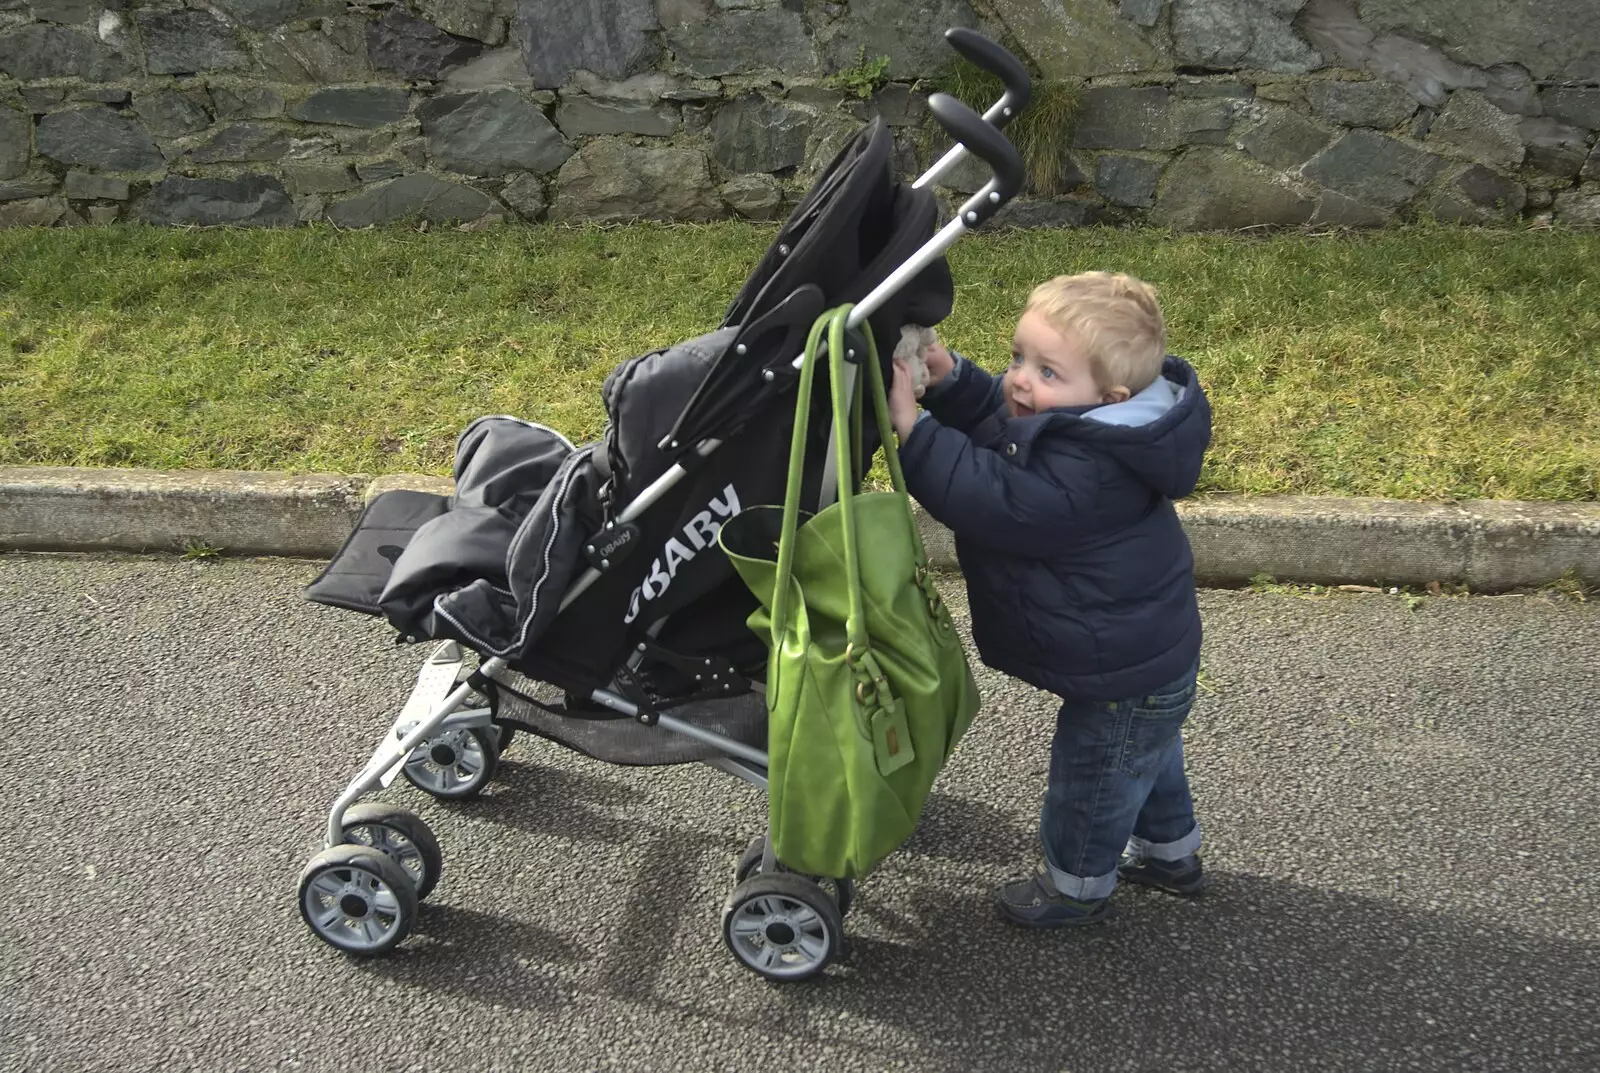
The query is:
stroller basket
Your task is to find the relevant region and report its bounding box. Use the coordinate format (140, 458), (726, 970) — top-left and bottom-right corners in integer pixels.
(293, 27), (1031, 984)
(492, 669), (767, 768)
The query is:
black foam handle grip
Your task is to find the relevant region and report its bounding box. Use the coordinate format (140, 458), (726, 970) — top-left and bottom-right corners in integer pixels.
(927, 92), (1026, 226)
(944, 28), (1032, 122)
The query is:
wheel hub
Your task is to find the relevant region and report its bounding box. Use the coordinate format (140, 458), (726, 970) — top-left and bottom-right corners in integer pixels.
(763, 920), (797, 946)
(429, 742), (457, 765)
(338, 892), (370, 918)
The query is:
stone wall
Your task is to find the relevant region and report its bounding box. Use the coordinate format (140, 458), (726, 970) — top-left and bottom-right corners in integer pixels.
(1, 0), (1597, 230)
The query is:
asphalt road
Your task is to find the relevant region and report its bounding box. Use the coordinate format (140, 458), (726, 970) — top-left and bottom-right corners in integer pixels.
(1, 554), (1596, 1073)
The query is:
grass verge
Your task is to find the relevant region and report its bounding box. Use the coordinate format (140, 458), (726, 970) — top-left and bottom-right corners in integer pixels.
(1, 221), (1596, 501)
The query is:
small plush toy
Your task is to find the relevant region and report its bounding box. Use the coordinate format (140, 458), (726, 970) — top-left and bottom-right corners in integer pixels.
(894, 323), (936, 398)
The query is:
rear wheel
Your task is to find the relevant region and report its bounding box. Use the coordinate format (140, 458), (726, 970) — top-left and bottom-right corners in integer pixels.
(734, 835), (854, 918)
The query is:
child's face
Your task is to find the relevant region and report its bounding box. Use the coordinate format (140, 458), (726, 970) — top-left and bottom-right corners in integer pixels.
(1004, 310), (1120, 417)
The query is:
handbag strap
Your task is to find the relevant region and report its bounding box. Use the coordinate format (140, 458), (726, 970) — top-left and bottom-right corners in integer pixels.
(769, 306), (934, 656)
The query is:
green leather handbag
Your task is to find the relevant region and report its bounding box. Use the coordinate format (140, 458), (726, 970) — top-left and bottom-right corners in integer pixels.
(719, 305), (980, 879)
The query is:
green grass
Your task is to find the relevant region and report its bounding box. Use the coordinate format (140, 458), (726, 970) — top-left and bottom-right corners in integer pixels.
(1, 221), (1597, 501)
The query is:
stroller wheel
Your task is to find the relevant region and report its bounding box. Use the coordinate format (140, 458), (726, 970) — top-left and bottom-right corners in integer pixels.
(735, 835), (855, 918)
(339, 802), (443, 900)
(297, 843), (417, 957)
(402, 725), (499, 800)
(722, 873), (842, 983)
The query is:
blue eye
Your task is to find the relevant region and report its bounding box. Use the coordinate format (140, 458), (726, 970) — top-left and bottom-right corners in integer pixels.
(1010, 353), (1022, 366)
(1039, 367), (1055, 380)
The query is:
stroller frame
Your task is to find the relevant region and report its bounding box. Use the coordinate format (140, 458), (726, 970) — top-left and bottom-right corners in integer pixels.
(302, 29), (1031, 982)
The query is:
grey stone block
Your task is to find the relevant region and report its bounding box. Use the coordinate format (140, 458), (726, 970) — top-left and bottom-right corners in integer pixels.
(0, 179), (59, 201)
(211, 88), (286, 122)
(1171, 0), (1322, 74)
(1309, 190), (1389, 228)
(20, 88), (67, 114)
(1119, 0), (1162, 28)
(419, 89), (573, 177)
(282, 162), (357, 195)
(990, 196), (1106, 229)
(499, 173), (547, 220)
(518, 0), (659, 88)
(63, 171), (129, 200)
(414, 0), (506, 46)
(72, 88), (132, 106)
(1153, 147), (1316, 230)
(821, 0), (980, 81)
(1306, 79), (1417, 129)
(719, 174), (782, 220)
(135, 11), (250, 75)
(187, 123), (293, 165)
(367, 5), (486, 80)
(135, 90), (214, 138)
(327, 173), (498, 226)
(1542, 88), (1600, 132)
(1095, 154), (1164, 208)
(136, 174), (297, 227)
(555, 96), (678, 137)
(291, 88), (410, 129)
(711, 94), (812, 173)
(667, 8), (815, 77)
(356, 161), (405, 182)
(1427, 91), (1525, 168)
(28, 0), (97, 23)
(1519, 117), (1592, 179)
(1302, 129), (1444, 210)
(1071, 87), (1177, 152)
(0, 196), (67, 228)
(1428, 165), (1526, 223)
(36, 108), (162, 173)
(0, 24), (132, 81)
(1553, 190), (1600, 228)
(550, 140), (722, 223)
(1238, 106), (1332, 170)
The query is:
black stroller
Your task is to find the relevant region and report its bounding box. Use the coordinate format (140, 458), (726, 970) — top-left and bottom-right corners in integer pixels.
(296, 29), (1031, 982)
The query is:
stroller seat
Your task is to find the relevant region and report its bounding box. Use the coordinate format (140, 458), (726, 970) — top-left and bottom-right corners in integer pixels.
(306, 118), (954, 711)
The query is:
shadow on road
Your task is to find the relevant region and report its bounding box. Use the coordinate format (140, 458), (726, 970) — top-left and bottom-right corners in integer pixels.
(791, 871), (1600, 1072)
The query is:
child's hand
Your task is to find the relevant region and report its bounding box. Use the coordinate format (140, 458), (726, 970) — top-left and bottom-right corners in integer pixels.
(890, 357), (920, 441)
(922, 335), (955, 385)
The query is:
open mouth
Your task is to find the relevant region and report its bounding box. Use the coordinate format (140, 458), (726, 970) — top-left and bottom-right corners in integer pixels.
(1009, 401), (1035, 418)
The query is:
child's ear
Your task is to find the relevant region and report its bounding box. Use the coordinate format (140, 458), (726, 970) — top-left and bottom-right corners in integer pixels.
(1102, 385), (1132, 404)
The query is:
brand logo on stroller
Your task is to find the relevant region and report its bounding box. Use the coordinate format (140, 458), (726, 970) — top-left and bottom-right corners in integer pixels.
(623, 483), (742, 624)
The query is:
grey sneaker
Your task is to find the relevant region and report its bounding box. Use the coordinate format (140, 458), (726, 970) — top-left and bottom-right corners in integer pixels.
(995, 865), (1113, 928)
(1118, 852), (1205, 897)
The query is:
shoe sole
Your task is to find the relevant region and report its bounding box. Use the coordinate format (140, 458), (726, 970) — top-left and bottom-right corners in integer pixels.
(1118, 870), (1205, 898)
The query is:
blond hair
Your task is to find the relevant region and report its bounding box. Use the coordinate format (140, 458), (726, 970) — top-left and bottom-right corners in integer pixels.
(1025, 272), (1167, 393)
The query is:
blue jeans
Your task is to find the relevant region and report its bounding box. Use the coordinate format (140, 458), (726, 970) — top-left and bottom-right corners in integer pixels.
(1040, 662), (1202, 900)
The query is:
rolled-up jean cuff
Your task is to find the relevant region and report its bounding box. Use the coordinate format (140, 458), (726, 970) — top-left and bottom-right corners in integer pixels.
(1126, 824), (1202, 862)
(1046, 863), (1119, 901)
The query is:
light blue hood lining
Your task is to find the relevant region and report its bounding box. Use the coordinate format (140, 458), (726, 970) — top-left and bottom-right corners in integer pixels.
(1082, 375), (1184, 428)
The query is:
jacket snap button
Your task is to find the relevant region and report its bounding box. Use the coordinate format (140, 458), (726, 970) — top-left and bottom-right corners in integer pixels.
(1005, 443), (1017, 456)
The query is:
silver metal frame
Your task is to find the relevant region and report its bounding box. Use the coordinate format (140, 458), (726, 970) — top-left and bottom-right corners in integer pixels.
(322, 90), (1019, 848)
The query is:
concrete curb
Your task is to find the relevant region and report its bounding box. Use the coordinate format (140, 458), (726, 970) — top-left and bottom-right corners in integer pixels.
(2, 466), (1597, 591)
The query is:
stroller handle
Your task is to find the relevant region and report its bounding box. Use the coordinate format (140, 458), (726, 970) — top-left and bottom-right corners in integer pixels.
(927, 92), (1026, 228)
(944, 27), (1032, 122)
(913, 29), (1032, 193)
